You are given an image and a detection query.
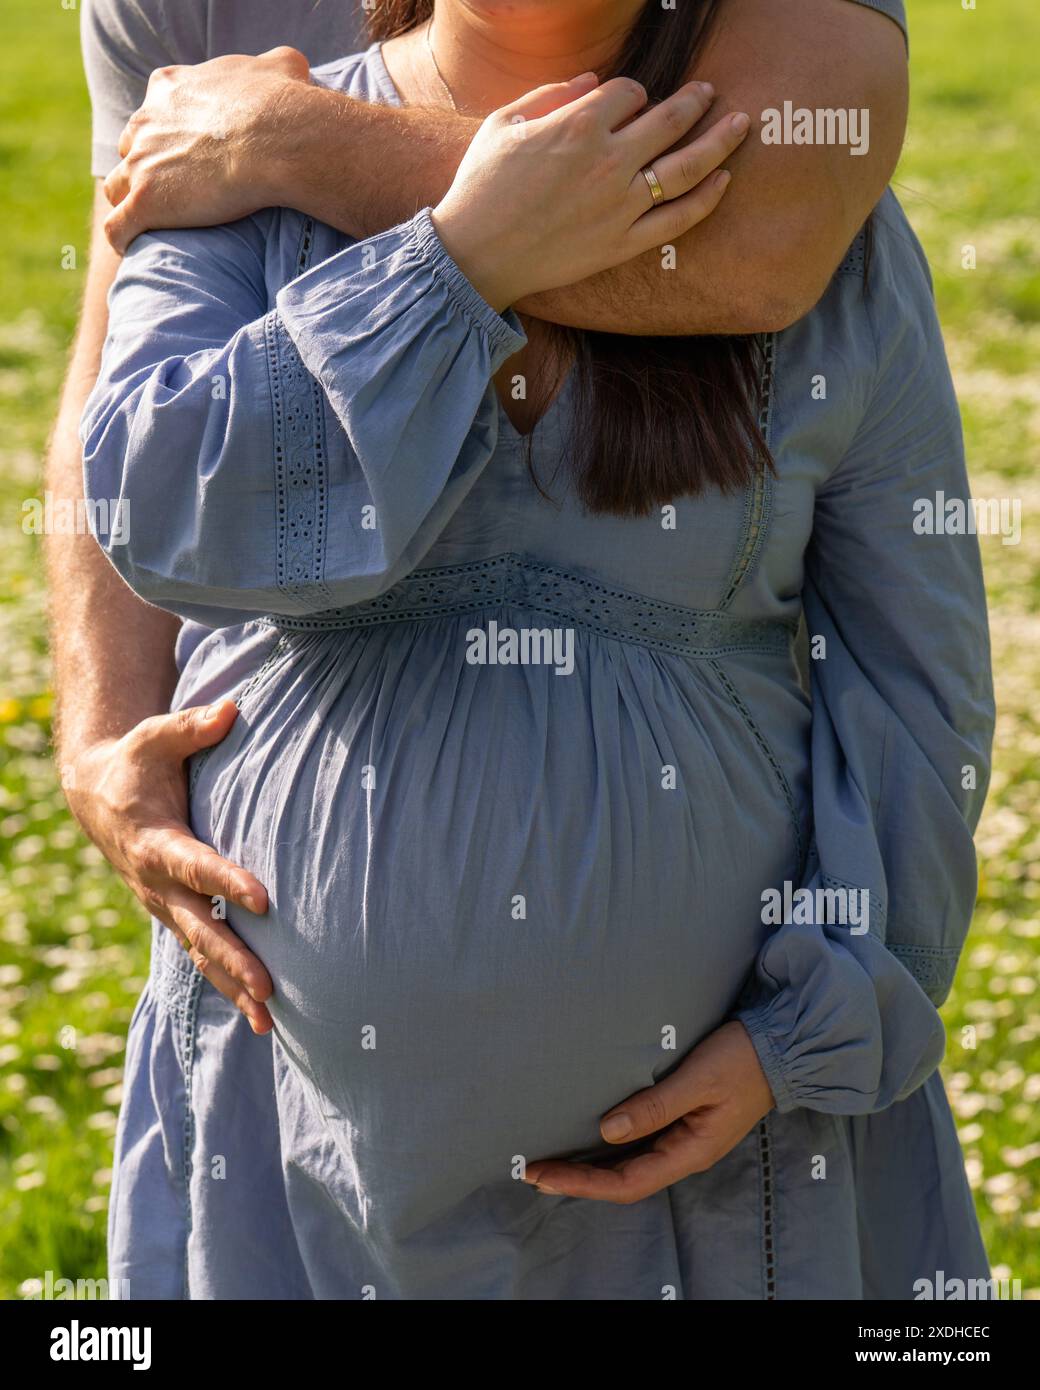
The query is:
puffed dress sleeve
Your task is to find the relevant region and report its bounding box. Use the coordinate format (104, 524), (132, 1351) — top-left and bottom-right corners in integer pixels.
(737, 272), (995, 1115)
(81, 207), (526, 627)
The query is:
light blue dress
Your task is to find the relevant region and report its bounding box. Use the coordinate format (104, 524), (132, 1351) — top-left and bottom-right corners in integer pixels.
(83, 41), (994, 1300)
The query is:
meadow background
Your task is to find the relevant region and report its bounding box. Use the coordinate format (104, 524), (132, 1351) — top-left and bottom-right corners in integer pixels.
(0, 0), (1038, 1297)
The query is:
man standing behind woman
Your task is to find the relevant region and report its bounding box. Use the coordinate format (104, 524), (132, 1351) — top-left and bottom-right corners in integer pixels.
(51, 0), (984, 1300)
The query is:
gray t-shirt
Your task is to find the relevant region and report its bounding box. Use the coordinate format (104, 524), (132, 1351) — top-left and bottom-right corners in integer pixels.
(83, 0), (907, 178)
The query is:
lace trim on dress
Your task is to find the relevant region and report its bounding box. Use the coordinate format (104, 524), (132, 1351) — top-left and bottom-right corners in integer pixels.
(268, 216), (331, 610)
(265, 552), (798, 659)
(887, 943), (960, 1002)
(719, 331), (776, 610)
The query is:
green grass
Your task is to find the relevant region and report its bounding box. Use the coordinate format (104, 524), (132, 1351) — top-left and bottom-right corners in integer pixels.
(1, 0), (1038, 1299)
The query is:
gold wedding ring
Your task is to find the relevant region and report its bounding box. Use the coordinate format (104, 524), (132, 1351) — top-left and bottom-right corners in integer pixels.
(640, 164), (666, 206)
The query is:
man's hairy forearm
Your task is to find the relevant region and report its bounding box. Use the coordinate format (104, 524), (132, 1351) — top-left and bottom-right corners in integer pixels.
(279, 0), (906, 335)
(286, 92), (768, 333)
(280, 88), (475, 246)
(46, 186), (180, 761)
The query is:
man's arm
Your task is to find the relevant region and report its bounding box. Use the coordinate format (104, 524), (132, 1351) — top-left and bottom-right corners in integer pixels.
(46, 186), (275, 1031)
(526, 0), (909, 332)
(46, 185), (180, 751)
(106, 0), (907, 333)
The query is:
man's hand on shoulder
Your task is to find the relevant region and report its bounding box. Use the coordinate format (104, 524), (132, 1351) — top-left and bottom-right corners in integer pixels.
(103, 46), (313, 252)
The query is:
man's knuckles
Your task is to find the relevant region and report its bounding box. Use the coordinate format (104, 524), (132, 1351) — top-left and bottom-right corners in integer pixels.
(260, 45), (309, 79)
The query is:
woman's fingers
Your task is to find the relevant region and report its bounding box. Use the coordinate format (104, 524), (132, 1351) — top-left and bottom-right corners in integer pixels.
(629, 166), (733, 251)
(501, 71), (599, 124)
(525, 1152), (688, 1204)
(526, 1112), (726, 1204)
(522, 1024), (774, 1203)
(656, 109), (751, 198)
(549, 74), (649, 131)
(598, 1056), (708, 1146)
(629, 109), (750, 218)
(621, 80), (716, 164)
(433, 69), (736, 307)
(519, 1049), (716, 1201)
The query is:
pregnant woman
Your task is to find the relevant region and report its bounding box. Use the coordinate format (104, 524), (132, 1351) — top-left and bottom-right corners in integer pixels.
(84, 0), (994, 1299)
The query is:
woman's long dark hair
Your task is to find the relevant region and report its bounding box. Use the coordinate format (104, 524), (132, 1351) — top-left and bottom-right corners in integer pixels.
(368, 0), (772, 516)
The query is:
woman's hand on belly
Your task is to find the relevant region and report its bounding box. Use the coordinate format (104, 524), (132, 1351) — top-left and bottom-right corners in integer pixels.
(522, 1021), (773, 1203)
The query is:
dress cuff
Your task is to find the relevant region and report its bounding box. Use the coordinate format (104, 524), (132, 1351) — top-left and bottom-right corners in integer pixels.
(735, 919), (946, 1116)
(276, 207), (526, 383)
(409, 207), (525, 363)
(738, 1003), (798, 1114)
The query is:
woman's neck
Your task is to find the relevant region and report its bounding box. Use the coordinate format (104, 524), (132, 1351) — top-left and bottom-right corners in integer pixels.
(383, 0), (646, 115)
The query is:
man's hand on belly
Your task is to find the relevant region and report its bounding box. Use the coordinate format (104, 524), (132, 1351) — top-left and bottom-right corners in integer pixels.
(63, 699), (275, 1033)
(522, 1021), (774, 1203)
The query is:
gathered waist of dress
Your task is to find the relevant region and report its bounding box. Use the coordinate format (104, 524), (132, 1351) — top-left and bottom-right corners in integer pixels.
(264, 553), (797, 661)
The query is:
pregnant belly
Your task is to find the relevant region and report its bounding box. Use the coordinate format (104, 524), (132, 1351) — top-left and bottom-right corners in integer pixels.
(190, 618), (806, 1218)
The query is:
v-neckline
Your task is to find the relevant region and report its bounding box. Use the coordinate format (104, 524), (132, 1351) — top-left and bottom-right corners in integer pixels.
(368, 41), (408, 109)
(367, 42), (575, 443)
(495, 362), (576, 444)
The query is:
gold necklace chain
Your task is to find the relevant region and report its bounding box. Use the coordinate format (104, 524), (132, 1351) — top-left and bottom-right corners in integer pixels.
(424, 18), (459, 113)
